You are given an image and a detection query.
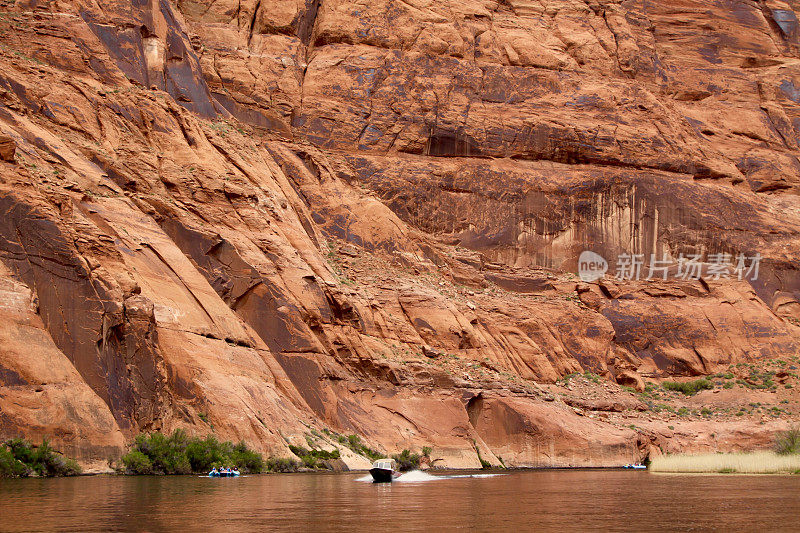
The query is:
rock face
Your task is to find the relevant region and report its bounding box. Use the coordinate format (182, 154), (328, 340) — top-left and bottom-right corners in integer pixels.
(0, 0), (799, 468)
(0, 135), (14, 161)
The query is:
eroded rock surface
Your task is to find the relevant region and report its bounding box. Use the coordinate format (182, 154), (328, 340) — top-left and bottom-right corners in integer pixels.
(0, 0), (799, 468)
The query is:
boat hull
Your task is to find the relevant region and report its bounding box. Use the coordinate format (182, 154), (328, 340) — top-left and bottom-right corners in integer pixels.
(369, 468), (395, 483)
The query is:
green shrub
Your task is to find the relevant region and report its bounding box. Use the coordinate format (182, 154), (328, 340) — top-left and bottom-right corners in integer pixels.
(185, 435), (235, 472)
(662, 379), (714, 395)
(0, 446), (30, 478)
(475, 445), (492, 469)
(121, 430), (265, 475)
(583, 372), (601, 384)
(341, 434), (382, 461)
(288, 445), (340, 469)
(0, 438), (80, 478)
(422, 446), (432, 458)
(230, 442), (264, 473)
(391, 449), (421, 472)
(265, 457), (300, 473)
(130, 431), (191, 474)
(558, 372), (580, 385)
(775, 428), (800, 456)
(121, 450), (153, 475)
(320, 430), (383, 462)
(32, 440), (81, 477)
(5, 438), (36, 465)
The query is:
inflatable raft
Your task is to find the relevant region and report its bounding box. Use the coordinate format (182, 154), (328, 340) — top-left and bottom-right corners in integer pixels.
(208, 470), (240, 477)
(623, 464), (647, 470)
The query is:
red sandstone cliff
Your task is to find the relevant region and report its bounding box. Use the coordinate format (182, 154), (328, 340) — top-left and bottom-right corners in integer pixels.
(0, 0), (799, 470)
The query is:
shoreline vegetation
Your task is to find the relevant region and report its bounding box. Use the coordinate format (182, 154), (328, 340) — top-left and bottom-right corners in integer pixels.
(651, 428), (800, 474)
(0, 438), (81, 478)
(649, 452), (800, 474)
(5, 428), (799, 478)
(120, 430), (265, 475)
(119, 430), (431, 476)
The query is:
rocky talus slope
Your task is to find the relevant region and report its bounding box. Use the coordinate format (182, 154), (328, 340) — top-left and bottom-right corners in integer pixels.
(0, 0), (799, 470)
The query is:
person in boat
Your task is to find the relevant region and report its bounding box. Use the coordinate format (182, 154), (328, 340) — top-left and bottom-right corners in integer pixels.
(210, 467), (218, 475)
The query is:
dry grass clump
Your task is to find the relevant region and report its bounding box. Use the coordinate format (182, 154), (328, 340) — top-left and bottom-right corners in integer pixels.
(661, 379), (714, 396)
(649, 452), (800, 474)
(774, 427), (800, 455)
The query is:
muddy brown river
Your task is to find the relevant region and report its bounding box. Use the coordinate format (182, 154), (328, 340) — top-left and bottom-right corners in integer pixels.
(1, 469), (798, 531)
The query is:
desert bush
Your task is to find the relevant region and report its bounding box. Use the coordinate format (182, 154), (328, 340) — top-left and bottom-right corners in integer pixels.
(185, 435), (237, 472)
(0, 446), (30, 478)
(288, 445), (340, 469)
(32, 440), (81, 477)
(121, 430), (265, 475)
(662, 379), (714, 395)
(340, 434), (382, 461)
(391, 449), (421, 472)
(5, 438), (36, 465)
(121, 450), (154, 475)
(230, 441), (265, 473)
(775, 427), (800, 456)
(265, 457), (300, 473)
(127, 430), (191, 475)
(0, 438), (80, 478)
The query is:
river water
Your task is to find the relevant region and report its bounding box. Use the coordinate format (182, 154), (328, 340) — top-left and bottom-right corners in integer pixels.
(1, 469), (798, 532)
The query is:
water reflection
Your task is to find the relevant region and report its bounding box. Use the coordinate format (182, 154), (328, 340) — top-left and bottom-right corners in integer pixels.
(1, 470), (798, 532)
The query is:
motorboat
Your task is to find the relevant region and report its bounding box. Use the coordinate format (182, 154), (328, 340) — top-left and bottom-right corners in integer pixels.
(369, 459), (401, 483)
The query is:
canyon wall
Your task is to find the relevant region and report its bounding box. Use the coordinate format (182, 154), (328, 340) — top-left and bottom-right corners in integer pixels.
(0, 0), (798, 469)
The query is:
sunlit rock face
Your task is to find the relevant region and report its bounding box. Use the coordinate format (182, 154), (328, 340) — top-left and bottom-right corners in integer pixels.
(0, 0), (798, 468)
(182, 0), (800, 309)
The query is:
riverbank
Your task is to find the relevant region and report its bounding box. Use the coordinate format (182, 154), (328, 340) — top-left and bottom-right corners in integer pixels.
(649, 452), (800, 474)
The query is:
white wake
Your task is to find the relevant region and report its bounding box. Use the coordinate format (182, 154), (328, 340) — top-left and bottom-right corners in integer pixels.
(356, 470), (504, 482)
